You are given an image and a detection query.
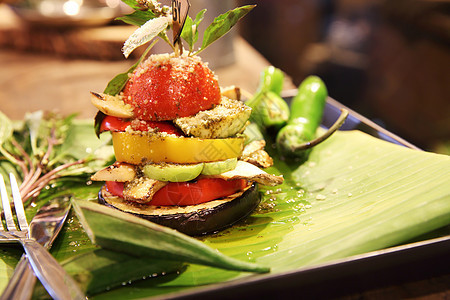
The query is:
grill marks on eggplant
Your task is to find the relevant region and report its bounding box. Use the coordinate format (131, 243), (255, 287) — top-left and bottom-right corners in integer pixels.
(99, 182), (261, 236)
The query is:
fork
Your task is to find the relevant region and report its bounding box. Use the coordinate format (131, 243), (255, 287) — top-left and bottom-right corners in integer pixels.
(0, 173), (86, 300)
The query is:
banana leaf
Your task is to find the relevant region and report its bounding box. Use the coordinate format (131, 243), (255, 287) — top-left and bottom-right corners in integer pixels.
(0, 103), (449, 299)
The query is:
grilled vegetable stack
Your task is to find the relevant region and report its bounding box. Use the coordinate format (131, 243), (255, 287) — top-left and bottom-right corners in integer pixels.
(91, 53), (282, 236)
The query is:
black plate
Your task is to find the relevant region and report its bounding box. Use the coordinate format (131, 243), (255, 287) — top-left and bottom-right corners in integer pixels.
(157, 93), (450, 299)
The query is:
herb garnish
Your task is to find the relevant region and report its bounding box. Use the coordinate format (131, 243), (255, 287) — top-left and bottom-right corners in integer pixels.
(118, 0), (255, 58)
(0, 111), (113, 205)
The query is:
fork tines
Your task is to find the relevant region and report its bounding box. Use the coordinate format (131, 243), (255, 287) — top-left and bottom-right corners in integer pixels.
(0, 173), (29, 232)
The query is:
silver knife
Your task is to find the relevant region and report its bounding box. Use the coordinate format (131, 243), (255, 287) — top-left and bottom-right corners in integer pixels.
(0, 195), (86, 300)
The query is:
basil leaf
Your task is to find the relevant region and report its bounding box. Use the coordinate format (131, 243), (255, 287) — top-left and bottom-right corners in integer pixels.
(180, 16), (194, 51)
(158, 31), (172, 47)
(116, 10), (156, 27)
(199, 5), (255, 55)
(120, 0), (144, 10)
(181, 9), (206, 52)
(193, 9), (207, 25)
(103, 73), (130, 96)
(93, 111), (106, 138)
(122, 16), (170, 58)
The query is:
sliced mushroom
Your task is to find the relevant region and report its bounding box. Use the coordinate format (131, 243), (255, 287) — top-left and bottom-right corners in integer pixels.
(220, 86), (241, 100)
(240, 140), (274, 168)
(91, 162), (136, 182)
(123, 177), (167, 203)
(209, 161), (283, 186)
(91, 92), (134, 118)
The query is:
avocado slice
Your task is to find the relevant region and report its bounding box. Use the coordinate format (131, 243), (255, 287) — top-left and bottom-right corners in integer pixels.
(201, 158), (238, 175)
(142, 162), (204, 182)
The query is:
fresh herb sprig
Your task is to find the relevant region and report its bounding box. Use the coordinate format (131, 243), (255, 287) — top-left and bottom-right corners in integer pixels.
(101, 1), (254, 99)
(118, 0), (255, 58)
(0, 111), (112, 204)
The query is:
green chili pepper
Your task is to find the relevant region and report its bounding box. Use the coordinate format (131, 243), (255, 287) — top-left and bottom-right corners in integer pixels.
(283, 75), (328, 140)
(246, 67), (290, 130)
(248, 91), (290, 130)
(276, 75), (348, 161)
(256, 66), (284, 95)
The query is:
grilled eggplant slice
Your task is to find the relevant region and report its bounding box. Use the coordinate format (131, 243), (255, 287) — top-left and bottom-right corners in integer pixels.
(98, 182), (260, 236)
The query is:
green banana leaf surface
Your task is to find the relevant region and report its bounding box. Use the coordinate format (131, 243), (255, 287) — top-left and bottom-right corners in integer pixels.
(0, 114), (449, 299)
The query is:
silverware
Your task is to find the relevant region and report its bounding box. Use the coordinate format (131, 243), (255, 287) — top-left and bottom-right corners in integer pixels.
(1, 194), (72, 300)
(0, 173), (86, 300)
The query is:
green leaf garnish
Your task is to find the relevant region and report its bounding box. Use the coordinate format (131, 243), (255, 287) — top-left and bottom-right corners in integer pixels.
(117, 1), (255, 58)
(116, 10), (157, 27)
(180, 9), (206, 52)
(197, 5), (255, 55)
(118, 0), (143, 10)
(103, 73), (130, 96)
(122, 16), (170, 58)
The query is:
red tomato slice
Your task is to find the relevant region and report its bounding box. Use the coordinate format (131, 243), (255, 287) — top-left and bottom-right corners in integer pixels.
(122, 55), (221, 121)
(100, 116), (182, 135)
(105, 178), (247, 206)
(100, 116), (130, 133)
(151, 178), (248, 206)
(105, 181), (124, 198)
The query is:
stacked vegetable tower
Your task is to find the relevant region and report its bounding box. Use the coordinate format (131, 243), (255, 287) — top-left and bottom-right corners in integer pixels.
(90, 2), (283, 235)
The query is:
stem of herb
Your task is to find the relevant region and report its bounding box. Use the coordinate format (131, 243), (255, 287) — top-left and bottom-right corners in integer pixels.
(2, 121), (87, 204)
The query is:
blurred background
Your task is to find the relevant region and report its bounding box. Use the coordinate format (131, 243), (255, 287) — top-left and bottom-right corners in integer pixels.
(236, 0), (449, 155)
(0, 0), (449, 154)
